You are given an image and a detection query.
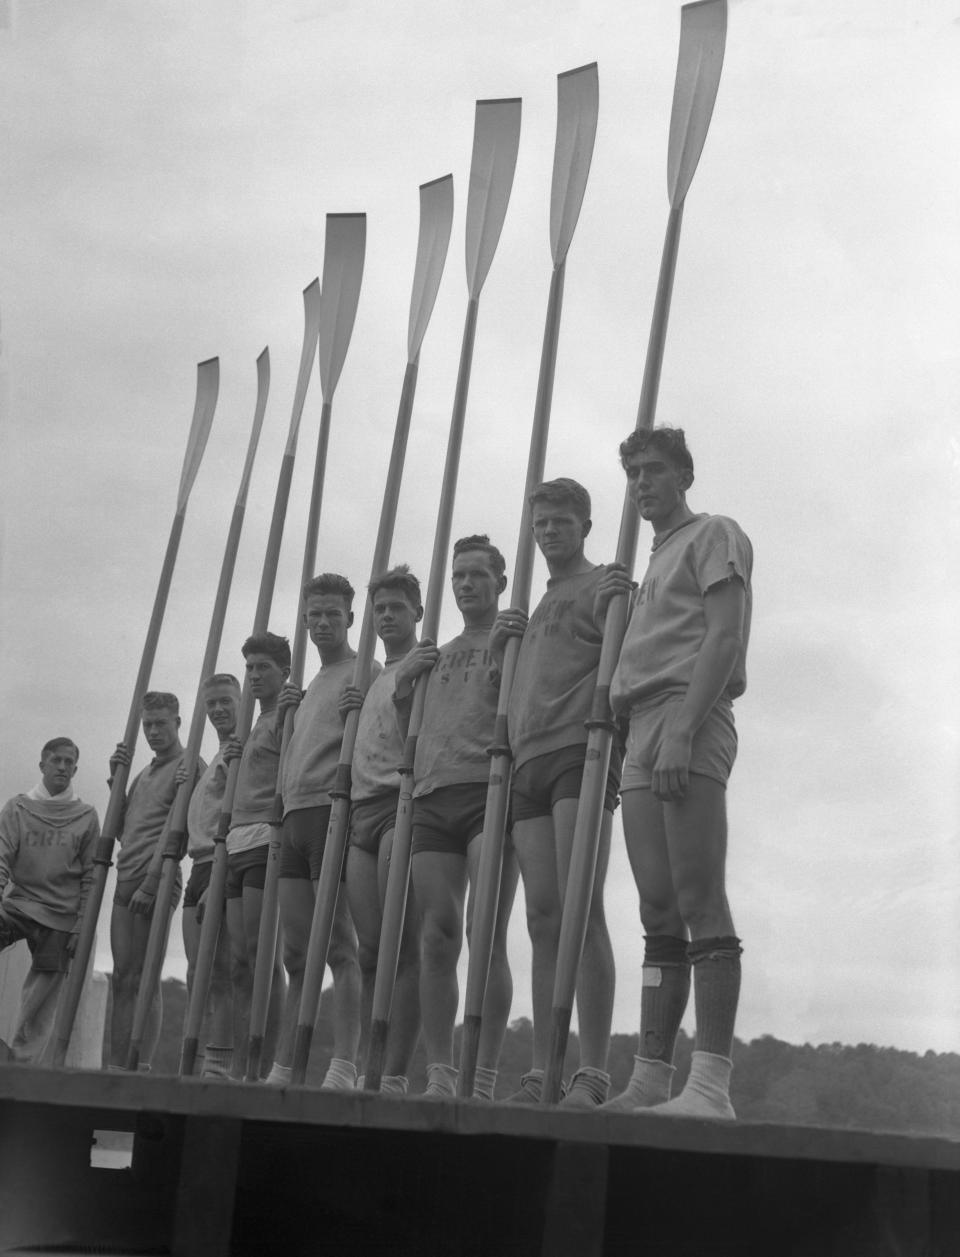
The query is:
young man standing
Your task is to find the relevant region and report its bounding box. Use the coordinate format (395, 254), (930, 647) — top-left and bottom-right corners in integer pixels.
(272, 573), (365, 1090)
(0, 738), (100, 1062)
(109, 692), (197, 1070)
(492, 478), (620, 1106)
(600, 426), (752, 1120)
(345, 565), (423, 1094)
(398, 536), (519, 1100)
(223, 632), (289, 1079)
(179, 672), (241, 1078)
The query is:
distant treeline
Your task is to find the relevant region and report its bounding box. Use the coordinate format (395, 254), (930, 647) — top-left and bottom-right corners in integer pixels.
(150, 980), (960, 1138)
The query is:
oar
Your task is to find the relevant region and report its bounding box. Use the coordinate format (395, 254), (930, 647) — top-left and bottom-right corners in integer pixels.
(180, 281), (322, 1076)
(48, 358), (219, 1066)
(296, 100), (520, 1091)
(288, 172), (461, 1085)
(245, 215), (366, 1082)
(362, 104), (526, 1090)
(458, 63), (599, 1098)
(125, 351), (270, 1071)
(541, 0), (727, 1105)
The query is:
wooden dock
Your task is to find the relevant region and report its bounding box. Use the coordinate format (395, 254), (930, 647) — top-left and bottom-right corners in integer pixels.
(1, 1062), (957, 1256)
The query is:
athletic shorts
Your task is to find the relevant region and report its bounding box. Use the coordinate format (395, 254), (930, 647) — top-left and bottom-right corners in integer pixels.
(0, 901), (71, 973)
(411, 782), (503, 858)
(348, 791), (399, 855)
(114, 871), (183, 913)
(511, 743), (621, 824)
(620, 696), (738, 792)
(279, 805), (340, 881)
(183, 859), (214, 909)
(225, 844), (269, 899)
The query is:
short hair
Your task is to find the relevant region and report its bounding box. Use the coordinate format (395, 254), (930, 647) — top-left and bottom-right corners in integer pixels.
(619, 426), (694, 481)
(452, 534), (507, 582)
(302, 572), (355, 607)
(142, 691), (179, 715)
(241, 632), (291, 670)
(529, 477), (591, 522)
(202, 673), (241, 692)
(368, 563), (422, 608)
(41, 737), (78, 761)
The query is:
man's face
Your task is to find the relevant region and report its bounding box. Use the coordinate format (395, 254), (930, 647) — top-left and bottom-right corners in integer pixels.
(531, 500), (588, 567)
(141, 707), (180, 756)
(623, 447), (690, 524)
(372, 586), (420, 651)
(244, 652), (288, 705)
(451, 550), (503, 624)
(40, 744), (78, 796)
(303, 593), (352, 654)
(203, 683), (239, 739)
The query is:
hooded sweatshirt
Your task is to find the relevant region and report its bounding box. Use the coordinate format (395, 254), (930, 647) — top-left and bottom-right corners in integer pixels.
(0, 792), (100, 932)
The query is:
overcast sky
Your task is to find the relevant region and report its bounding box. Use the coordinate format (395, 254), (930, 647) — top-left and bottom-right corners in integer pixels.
(1, 0), (958, 1061)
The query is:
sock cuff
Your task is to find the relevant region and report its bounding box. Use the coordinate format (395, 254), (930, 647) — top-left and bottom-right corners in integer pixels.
(644, 934), (691, 966)
(687, 935), (742, 965)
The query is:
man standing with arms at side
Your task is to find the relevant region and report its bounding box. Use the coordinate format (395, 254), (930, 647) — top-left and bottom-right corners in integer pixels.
(179, 672), (241, 1078)
(600, 426), (752, 1120)
(492, 478), (620, 1106)
(0, 738), (99, 1062)
(109, 692), (197, 1070)
(271, 573), (365, 1090)
(397, 535), (519, 1099)
(345, 565), (424, 1094)
(223, 632), (289, 1080)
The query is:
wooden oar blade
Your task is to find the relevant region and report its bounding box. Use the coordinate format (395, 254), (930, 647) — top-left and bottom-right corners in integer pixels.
(464, 97), (522, 299)
(549, 62), (599, 266)
(176, 356), (219, 510)
(407, 174), (454, 362)
(317, 213), (367, 400)
(236, 347), (270, 508)
(284, 279), (322, 455)
(667, 0), (727, 208)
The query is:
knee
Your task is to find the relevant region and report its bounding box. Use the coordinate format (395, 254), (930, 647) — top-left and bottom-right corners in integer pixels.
(327, 931), (359, 976)
(422, 915), (460, 968)
(230, 952), (249, 988)
(674, 886), (726, 935)
(525, 899), (560, 948)
(639, 898), (682, 937)
(357, 940), (378, 977)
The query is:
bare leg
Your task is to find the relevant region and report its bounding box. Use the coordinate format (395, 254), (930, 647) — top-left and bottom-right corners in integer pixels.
(379, 828), (421, 1078)
(346, 845), (380, 1066)
(510, 816), (561, 1073)
(466, 838), (519, 1072)
(413, 849), (467, 1067)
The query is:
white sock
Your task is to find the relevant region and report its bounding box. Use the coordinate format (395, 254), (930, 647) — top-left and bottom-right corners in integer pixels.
(425, 1062), (458, 1097)
(202, 1045), (234, 1077)
(321, 1058), (357, 1090)
(599, 1057), (675, 1111)
(380, 1074), (409, 1095)
(265, 1062), (292, 1087)
(473, 1066), (497, 1101)
(652, 1051), (735, 1120)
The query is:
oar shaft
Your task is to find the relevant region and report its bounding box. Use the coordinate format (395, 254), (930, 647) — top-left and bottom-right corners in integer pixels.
(636, 203), (684, 435)
(458, 263), (568, 1093)
(361, 299), (480, 1087)
(49, 509), (187, 1066)
(179, 841), (229, 1074)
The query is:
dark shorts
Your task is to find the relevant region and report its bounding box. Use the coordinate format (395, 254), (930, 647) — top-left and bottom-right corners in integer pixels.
(0, 901), (72, 974)
(348, 791), (400, 856)
(279, 805), (339, 881)
(511, 744), (621, 824)
(225, 845), (269, 899)
(183, 859), (214, 909)
(620, 696), (737, 791)
(114, 871), (183, 913)
(411, 782), (504, 858)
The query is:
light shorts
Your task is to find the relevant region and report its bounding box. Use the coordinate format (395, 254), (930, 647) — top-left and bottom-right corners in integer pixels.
(279, 805), (340, 882)
(411, 782), (502, 858)
(225, 844), (269, 899)
(183, 858), (213, 909)
(348, 791), (400, 856)
(0, 901), (72, 973)
(620, 695), (738, 792)
(114, 871), (183, 913)
(511, 744), (621, 824)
